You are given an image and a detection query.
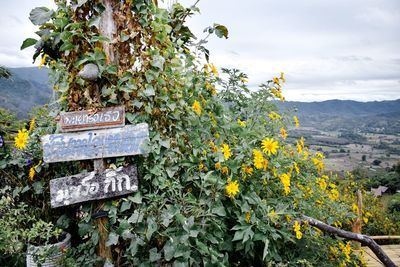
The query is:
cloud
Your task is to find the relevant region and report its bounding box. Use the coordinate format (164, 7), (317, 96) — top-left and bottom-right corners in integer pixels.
(0, 0), (399, 101)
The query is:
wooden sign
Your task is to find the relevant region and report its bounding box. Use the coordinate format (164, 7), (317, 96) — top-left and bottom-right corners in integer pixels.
(42, 123), (149, 163)
(50, 165), (138, 207)
(59, 106), (125, 132)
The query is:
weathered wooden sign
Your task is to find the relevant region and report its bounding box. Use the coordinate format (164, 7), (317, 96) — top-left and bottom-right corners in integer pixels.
(50, 165), (138, 207)
(59, 106), (125, 132)
(42, 123), (149, 163)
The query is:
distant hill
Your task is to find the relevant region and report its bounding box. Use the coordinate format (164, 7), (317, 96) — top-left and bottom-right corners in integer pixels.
(276, 99), (400, 117)
(0, 67), (52, 118)
(1, 67), (399, 133)
(276, 99), (400, 134)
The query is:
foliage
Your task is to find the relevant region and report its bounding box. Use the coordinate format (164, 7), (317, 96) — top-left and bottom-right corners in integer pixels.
(341, 171), (400, 238)
(3, 0), (370, 266)
(363, 168), (400, 193)
(361, 193), (400, 237)
(388, 194), (400, 213)
(0, 66), (11, 79)
(0, 186), (63, 265)
(0, 106), (81, 265)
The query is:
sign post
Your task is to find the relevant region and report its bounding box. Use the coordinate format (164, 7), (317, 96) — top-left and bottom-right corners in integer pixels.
(43, 105), (149, 265)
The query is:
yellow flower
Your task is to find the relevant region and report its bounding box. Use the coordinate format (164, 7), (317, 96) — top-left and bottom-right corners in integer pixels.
(198, 162), (206, 172)
(333, 221), (342, 228)
(221, 166), (229, 175)
(29, 118), (36, 132)
(279, 173), (291, 195)
(261, 138), (279, 156)
(226, 179), (239, 198)
(315, 151), (325, 159)
(273, 77), (280, 84)
(237, 118), (246, 127)
(245, 211), (251, 223)
(352, 203), (359, 214)
(253, 149), (264, 169)
(205, 81), (217, 95)
(203, 63), (209, 75)
(339, 242), (352, 262)
(14, 129), (29, 150)
(296, 143), (303, 154)
(215, 162), (221, 170)
(28, 160), (42, 182)
(293, 221), (302, 239)
(280, 128), (287, 139)
(328, 188), (340, 201)
(29, 167), (35, 181)
(293, 115), (300, 128)
(271, 88), (285, 101)
(221, 143), (231, 160)
(363, 217), (369, 224)
(280, 72), (286, 83)
(268, 111), (281, 121)
(316, 177), (327, 190)
(38, 54), (48, 69)
(293, 162), (300, 175)
(209, 63), (219, 77)
(209, 141), (218, 152)
(298, 136), (304, 148)
(312, 158), (324, 172)
(304, 186), (313, 198)
(240, 76), (248, 83)
(262, 159), (269, 171)
(241, 164), (254, 175)
(303, 149), (309, 160)
(192, 100), (202, 115)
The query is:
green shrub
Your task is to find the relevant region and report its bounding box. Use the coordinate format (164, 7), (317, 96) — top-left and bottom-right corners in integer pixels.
(5, 0), (367, 266)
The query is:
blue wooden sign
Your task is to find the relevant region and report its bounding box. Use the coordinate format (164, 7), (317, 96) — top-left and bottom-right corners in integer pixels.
(42, 123), (149, 163)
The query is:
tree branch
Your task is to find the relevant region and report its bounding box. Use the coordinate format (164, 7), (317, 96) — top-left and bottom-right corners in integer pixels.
(301, 215), (397, 267)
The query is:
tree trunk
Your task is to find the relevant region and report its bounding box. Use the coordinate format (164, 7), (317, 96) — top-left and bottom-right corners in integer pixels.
(95, 0), (118, 264)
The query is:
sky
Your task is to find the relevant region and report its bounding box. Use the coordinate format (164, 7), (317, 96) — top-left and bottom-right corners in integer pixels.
(0, 0), (399, 102)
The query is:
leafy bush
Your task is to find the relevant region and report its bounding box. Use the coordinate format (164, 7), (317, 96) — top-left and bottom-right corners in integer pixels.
(388, 194), (400, 213)
(2, 0), (368, 266)
(0, 186), (63, 265)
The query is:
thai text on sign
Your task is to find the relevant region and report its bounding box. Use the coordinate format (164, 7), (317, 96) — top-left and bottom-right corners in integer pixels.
(50, 165), (138, 207)
(42, 123), (149, 163)
(59, 106), (125, 132)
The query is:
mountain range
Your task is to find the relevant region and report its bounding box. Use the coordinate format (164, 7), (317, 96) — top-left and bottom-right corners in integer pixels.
(0, 67), (51, 118)
(0, 67), (399, 134)
(276, 100), (400, 134)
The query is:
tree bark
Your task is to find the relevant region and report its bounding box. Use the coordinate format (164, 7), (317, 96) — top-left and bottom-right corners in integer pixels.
(301, 215), (397, 267)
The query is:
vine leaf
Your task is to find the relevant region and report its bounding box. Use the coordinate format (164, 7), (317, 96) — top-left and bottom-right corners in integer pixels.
(20, 38), (37, 50)
(29, 7), (54, 26)
(214, 24), (229, 39)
